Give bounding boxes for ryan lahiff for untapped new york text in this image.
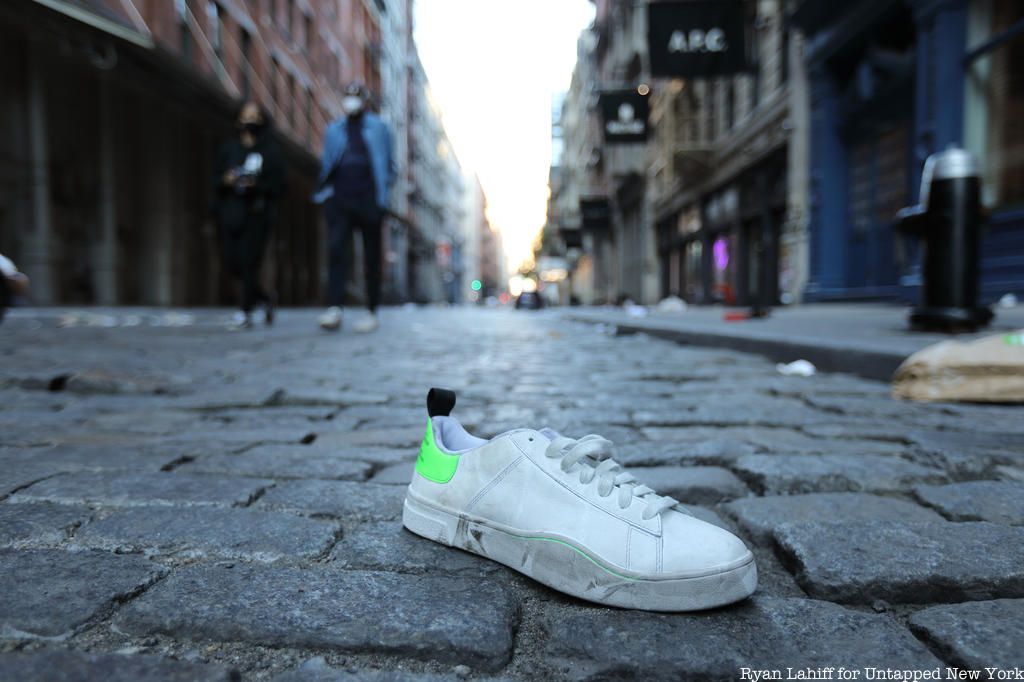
[741,667,1024,681]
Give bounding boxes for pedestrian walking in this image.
[313,82,395,333]
[212,102,285,329]
[0,253,29,324]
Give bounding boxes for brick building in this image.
[0,0,469,308]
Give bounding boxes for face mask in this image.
[342,96,364,115]
[241,122,263,136]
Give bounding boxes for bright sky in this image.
[413,0,596,274]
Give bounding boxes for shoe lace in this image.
[544,435,681,520]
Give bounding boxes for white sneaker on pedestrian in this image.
[403,388,758,611]
[229,311,252,330]
[352,312,379,333]
[318,306,343,331]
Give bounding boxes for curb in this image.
[565,313,905,382]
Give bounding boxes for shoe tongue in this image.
[538,427,561,442]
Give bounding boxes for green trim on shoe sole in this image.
[415,418,460,483]
[523,535,640,582]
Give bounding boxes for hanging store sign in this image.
[647,0,747,78]
[580,198,611,231]
[598,90,650,144]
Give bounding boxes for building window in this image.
[781,15,790,86]
[965,0,1024,210]
[305,89,313,144]
[708,80,718,141]
[177,0,193,64]
[240,29,252,99]
[287,73,296,128]
[747,2,761,111]
[270,57,279,111]
[207,1,220,57]
[726,78,735,130]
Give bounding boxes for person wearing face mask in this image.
[313,83,395,333]
[211,101,286,329]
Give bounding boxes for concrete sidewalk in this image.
[565,303,1024,381]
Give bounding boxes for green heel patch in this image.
[415,418,460,483]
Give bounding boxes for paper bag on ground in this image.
[892,330,1024,402]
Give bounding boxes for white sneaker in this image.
[352,312,379,333]
[229,311,252,330]
[403,388,758,611]
[318,306,342,331]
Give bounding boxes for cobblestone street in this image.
[1,307,1023,681]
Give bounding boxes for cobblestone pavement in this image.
[1,307,1023,681]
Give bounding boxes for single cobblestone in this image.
[273,655,507,681]
[1,443,181,473]
[724,493,943,544]
[0,650,238,681]
[639,425,906,457]
[9,471,272,507]
[908,430,1024,478]
[775,521,1024,604]
[0,503,91,547]
[613,431,753,465]
[257,480,407,520]
[908,599,1024,670]
[115,564,517,670]
[632,397,830,428]
[316,428,424,450]
[801,421,916,442]
[0,461,64,499]
[914,481,1024,525]
[686,506,739,533]
[539,596,941,679]
[630,465,748,504]
[73,506,340,561]
[0,549,165,638]
[732,454,948,494]
[330,521,502,575]
[179,449,373,481]
[370,462,416,485]
[245,443,413,467]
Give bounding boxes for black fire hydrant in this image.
[896,147,994,332]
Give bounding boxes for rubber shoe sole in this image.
[403,490,757,611]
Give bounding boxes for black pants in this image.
[0,276,9,323]
[326,197,382,312]
[220,217,269,314]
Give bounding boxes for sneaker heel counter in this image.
[414,418,460,484]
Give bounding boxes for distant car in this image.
[514,291,544,310]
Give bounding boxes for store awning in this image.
[30,0,153,48]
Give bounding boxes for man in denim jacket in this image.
[313,83,395,333]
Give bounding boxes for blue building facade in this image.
[797,0,1024,302]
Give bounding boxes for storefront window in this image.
[965,0,1024,210]
[685,240,703,301]
[711,234,735,303]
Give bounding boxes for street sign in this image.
[647,0,747,78]
[598,90,650,144]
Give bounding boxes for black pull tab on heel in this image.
[427,388,456,417]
